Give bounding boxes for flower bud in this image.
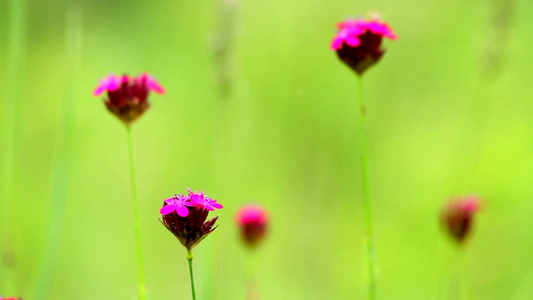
[236,205,268,248]
[441,196,480,244]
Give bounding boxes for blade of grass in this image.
[30,4,82,299]
[1,0,26,295]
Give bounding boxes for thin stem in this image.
[1,0,26,294]
[246,252,259,300]
[357,76,377,300]
[430,240,452,299]
[213,0,239,99]
[187,249,197,300]
[458,249,471,300]
[126,125,146,300]
[30,5,82,299]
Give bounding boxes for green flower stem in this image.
[31,5,82,299]
[1,0,26,294]
[187,249,197,300]
[357,76,377,300]
[126,125,146,300]
[246,252,259,300]
[458,250,471,300]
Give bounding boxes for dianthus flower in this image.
[236,205,268,248]
[441,196,481,244]
[331,18,397,75]
[160,188,223,250]
[93,72,165,124]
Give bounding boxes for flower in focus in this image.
[93,72,165,124]
[441,196,480,244]
[188,188,224,211]
[331,17,397,75]
[160,194,193,217]
[160,188,223,250]
[236,205,268,248]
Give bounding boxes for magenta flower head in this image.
[441,196,481,245]
[331,17,397,75]
[160,188,223,250]
[236,205,268,248]
[93,72,165,124]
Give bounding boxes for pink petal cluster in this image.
[160,188,223,217]
[92,72,165,124]
[236,205,268,226]
[331,18,397,50]
[160,188,222,250]
[160,194,192,217]
[93,73,165,96]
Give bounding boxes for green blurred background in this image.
[1,0,533,299]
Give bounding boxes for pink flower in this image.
[187,188,223,211]
[93,72,165,124]
[160,194,193,217]
[441,196,481,244]
[160,188,223,250]
[236,205,268,248]
[331,17,397,75]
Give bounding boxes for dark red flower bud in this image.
[236,205,268,248]
[93,73,165,124]
[441,196,480,244]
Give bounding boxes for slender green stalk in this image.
[246,252,259,300]
[1,0,26,294]
[187,249,197,300]
[430,240,452,299]
[458,249,471,300]
[126,125,146,300]
[30,5,82,299]
[357,76,377,300]
[213,0,239,99]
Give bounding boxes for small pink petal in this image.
[93,85,106,96]
[176,206,190,217]
[330,37,344,50]
[93,74,121,96]
[147,77,165,94]
[345,36,361,47]
[160,204,176,215]
[211,202,223,209]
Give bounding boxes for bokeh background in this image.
[1,0,533,299]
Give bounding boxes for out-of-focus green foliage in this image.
[1,0,533,299]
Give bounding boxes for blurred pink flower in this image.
[331,17,397,75]
[93,72,165,124]
[441,196,481,244]
[236,205,268,248]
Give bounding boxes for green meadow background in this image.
[1,0,533,299]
